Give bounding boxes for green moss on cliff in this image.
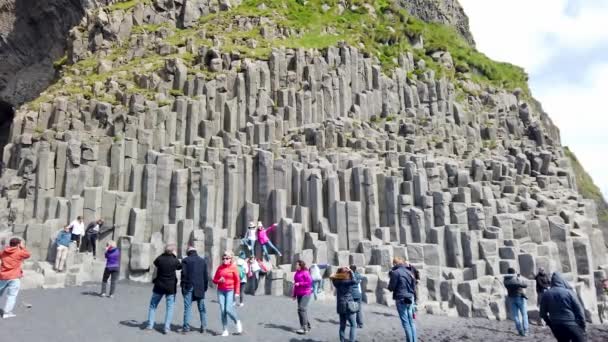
[564,147,608,224]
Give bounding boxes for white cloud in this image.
[460,0,608,199]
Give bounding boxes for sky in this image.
[460,0,608,198]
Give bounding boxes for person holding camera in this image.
[0,238,31,318]
[388,257,417,342]
[504,267,529,336]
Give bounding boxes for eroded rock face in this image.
[398,0,476,46]
[0,0,95,106]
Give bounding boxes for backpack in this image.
[237,263,247,282]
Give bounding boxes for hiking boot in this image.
[199,327,206,334]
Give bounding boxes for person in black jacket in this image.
[180,246,209,334]
[388,257,417,342]
[535,267,551,298]
[331,267,358,342]
[504,267,529,336]
[540,273,587,342]
[144,244,182,334]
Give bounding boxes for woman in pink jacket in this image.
[257,222,282,261]
[292,260,313,334]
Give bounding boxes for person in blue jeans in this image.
[388,257,417,342]
[504,267,529,336]
[331,267,359,342]
[180,246,209,334]
[310,263,328,300]
[145,244,182,334]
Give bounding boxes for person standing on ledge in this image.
[67,216,85,250]
[388,257,417,342]
[144,244,182,335]
[85,219,104,258]
[100,240,120,298]
[54,226,72,272]
[257,221,282,261]
[242,222,258,258]
[0,238,31,319]
[540,272,587,342]
[180,246,209,334]
[504,267,529,337]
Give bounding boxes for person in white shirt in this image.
[241,221,258,257]
[68,216,85,250]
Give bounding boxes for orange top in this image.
[0,246,31,280]
[213,263,241,295]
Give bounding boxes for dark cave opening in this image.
[0,100,15,168]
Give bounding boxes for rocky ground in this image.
[2,282,607,341]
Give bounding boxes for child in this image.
[242,221,257,257]
[309,263,328,300]
[235,257,248,307]
[257,221,281,261]
[247,256,261,293]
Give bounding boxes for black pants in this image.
[550,323,586,342]
[297,295,312,330]
[71,233,82,249]
[87,234,98,257]
[101,268,118,296]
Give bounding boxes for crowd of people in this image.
[0,216,605,342]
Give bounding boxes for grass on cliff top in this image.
[564,146,608,223]
[193,0,529,93]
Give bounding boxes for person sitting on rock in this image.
[54,226,72,272]
[100,240,120,298]
[504,267,529,337]
[241,222,258,257]
[388,257,417,342]
[257,221,281,261]
[540,272,586,342]
[144,244,182,335]
[180,246,209,334]
[0,237,31,319]
[67,216,85,250]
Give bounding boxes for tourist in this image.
[99,240,119,298]
[257,221,282,261]
[236,256,248,307]
[388,257,417,342]
[504,267,529,337]
[145,244,182,334]
[310,263,329,300]
[293,260,313,334]
[85,219,103,258]
[246,256,261,293]
[180,246,209,334]
[350,265,364,328]
[0,238,31,318]
[331,266,359,342]
[535,267,551,300]
[54,226,72,272]
[67,216,85,249]
[213,250,242,337]
[540,273,587,342]
[242,222,257,257]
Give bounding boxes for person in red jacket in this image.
[0,238,31,318]
[213,250,243,337]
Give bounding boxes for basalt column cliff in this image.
[1,0,607,323]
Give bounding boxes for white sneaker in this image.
[221,330,229,337]
[3,312,16,319]
[236,320,243,334]
[239,303,244,307]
